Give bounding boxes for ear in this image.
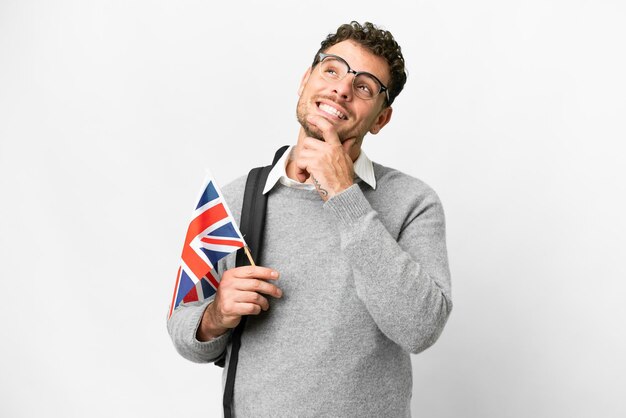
[369,106,393,135]
[297,68,312,96]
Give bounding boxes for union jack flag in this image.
[168,172,245,319]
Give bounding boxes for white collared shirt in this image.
[262,145,377,195]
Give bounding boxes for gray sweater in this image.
[167,162,452,417]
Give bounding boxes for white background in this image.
[1,1,625,417]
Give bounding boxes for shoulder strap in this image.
[222,145,289,418]
[237,144,289,264]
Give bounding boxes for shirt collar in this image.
[262,145,377,195]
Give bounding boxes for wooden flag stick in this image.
[244,246,256,267]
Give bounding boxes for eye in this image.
[355,83,373,95]
[354,79,378,99]
[323,64,341,79]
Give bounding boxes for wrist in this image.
[196,302,229,342]
[327,179,354,199]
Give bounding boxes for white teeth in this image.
[319,103,346,120]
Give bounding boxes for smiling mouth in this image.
[317,102,348,120]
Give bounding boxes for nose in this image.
[332,75,353,101]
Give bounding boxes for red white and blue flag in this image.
[168,172,245,319]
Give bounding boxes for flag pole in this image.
[243,246,256,267]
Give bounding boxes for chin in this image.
[297,114,323,140]
[304,125,324,141]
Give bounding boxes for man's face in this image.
[296,40,393,145]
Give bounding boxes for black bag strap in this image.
[222,145,289,418]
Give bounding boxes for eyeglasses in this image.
[315,53,389,103]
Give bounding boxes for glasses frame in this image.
[315,52,390,104]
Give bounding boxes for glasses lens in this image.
[353,74,381,100]
[319,55,382,100]
[320,57,348,81]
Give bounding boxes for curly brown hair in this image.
[312,21,407,106]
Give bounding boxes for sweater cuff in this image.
[324,184,372,226]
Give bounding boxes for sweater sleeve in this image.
[324,183,452,354]
[166,297,231,363]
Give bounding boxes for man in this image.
[168,21,452,417]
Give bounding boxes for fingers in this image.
[302,116,356,156]
[198,266,283,336]
[293,151,312,182]
[234,303,263,316]
[235,291,271,311]
[296,170,309,183]
[236,278,283,298]
[306,115,341,145]
[229,265,280,281]
[220,300,263,318]
[221,267,282,297]
[215,265,283,320]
